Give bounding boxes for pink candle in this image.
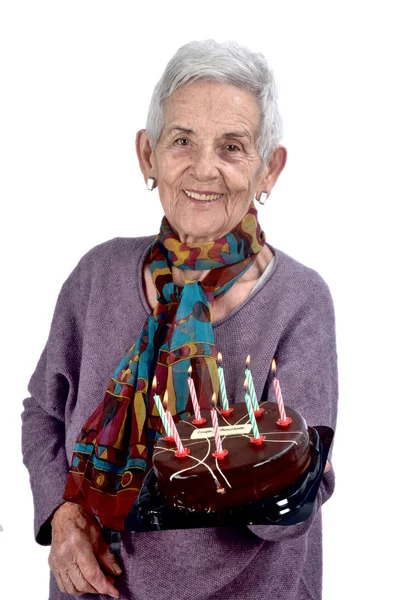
[211,393,228,460]
[271,360,292,427]
[163,391,190,458]
[188,366,207,425]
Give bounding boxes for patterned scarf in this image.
[63,203,265,530]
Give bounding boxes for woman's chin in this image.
[171,206,226,242]
[176,222,226,243]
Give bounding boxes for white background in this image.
[1,1,399,598]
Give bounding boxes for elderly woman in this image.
[22,40,337,600]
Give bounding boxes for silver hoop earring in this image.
[258,191,268,205]
[147,177,156,191]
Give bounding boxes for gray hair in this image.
[146,39,283,162]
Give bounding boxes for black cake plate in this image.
[124,425,334,532]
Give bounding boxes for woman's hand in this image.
[324,461,331,473]
[48,501,122,597]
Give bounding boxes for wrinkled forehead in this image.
[162,80,261,141]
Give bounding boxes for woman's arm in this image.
[248,272,338,541]
[21,254,122,596]
[21,259,86,545]
[21,371,70,545]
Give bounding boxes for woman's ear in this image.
[258,145,287,196]
[136,129,156,183]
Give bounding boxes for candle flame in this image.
[163,390,169,409]
[271,359,277,374]
[244,378,249,389]
[188,365,192,375]
[217,352,222,363]
[246,354,251,367]
[152,376,157,390]
[211,392,217,407]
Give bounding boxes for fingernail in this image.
[114,566,122,575]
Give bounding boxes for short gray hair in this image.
[146,39,283,162]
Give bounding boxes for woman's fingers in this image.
[52,569,67,594]
[51,547,119,597]
[57,569,84,596]
[49,502,120,597]
[67,561,99,594]
[49,551,96,596]
[324,460,331,473]
[94,534,123,577]
[77,546,120,597]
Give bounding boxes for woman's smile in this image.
[183,189,223,202]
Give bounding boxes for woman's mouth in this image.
[184,190,223,202]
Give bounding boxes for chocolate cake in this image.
[152,401,312,512]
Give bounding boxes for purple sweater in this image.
[22,236,338,600]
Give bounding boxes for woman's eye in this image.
[225,144,240,152]
[175,138,190,146]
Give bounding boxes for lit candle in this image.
[245,355,264,417]
[211,393,228,460]
[152,377,173,439]
[271,359,292,427]
[244,380,265,445]
[188,366,207,425]
[163,391,190,457]
[217,352,233,416]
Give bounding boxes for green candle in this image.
[217,352,229,411]
[152,377,171,436]
[245,355,259,411]
[244,380,261,438]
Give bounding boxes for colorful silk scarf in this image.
[63,203,265,530]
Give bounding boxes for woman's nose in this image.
[190,147,219,181]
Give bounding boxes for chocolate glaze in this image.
[153,401,312,512]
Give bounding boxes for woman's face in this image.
[148,80,270,242]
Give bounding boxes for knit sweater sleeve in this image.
[21,254,91,546]
[247,270,338,541]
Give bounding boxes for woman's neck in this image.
[171,244,273,287]
[171,266,211,286]
[143,244,274,319]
